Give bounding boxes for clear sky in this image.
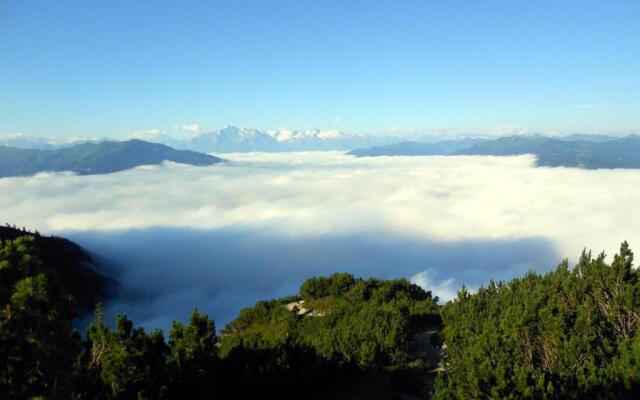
[1,0,639,138]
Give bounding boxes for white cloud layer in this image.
[2,152,636,257]
[129,129,163,140]
[2,152,638,327]
[0,131,25,140]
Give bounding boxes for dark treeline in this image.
[0,225,113,314]
[1,230,640,399]
[0,235,440,399]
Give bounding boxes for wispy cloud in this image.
[572,104,630,109]
[175,123,203,134]
[129,129,164,140]
[485,124,529,136]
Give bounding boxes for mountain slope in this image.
[457,135,640,168]
[350,135,640,169]
[0,139,222,177]
[556,133,618,143]
[348,138,483,157]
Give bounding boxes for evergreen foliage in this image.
[222,273,439,370]
[0,224,113,314]
[218,273,440,398]
[434,242,640,399]
[0,237,79,399]
[2,230,639,399]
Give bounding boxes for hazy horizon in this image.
[1,124,636,145]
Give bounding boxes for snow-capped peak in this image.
[268,129,346,142]
[316,130,343,139]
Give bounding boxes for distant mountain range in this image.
[2,126,426,153]
[0,139,222,177]
[3,128,637,169]
[349,135,640,169]
[133,126,402,153]
[2,126,627,154]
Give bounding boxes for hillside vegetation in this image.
[435,242,640,399]
[0,235,440,399]
[0,225,113,313]
[219,273,441,398]
[1,228,639,398]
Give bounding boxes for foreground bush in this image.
[435,242,640,399]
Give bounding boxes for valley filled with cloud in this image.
[2,152,638,328]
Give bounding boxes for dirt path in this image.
[399,325,445,400]
[415,327,445,393]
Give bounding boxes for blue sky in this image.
[1,0,639,138]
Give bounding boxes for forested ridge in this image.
[1,228,639,399]
[0,139,221,177]
[349,135,640,169]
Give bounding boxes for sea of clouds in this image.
[2,152,638,328]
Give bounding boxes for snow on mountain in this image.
[263,128,394,151]
[3,126,404,153]
[5,127,632,157]
[134,126,400,152]
[187,126,281,152]
[269,129,345,142]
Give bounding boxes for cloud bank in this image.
[71,229,557,328]
[1,152,638,328]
